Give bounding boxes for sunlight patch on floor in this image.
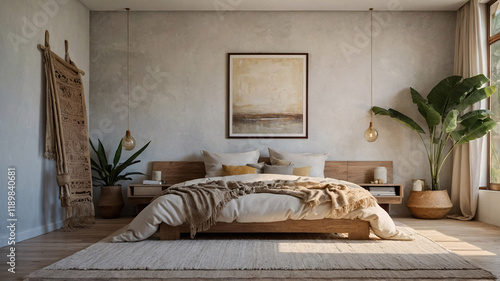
[414,230,461,242]
[415,229,497,257]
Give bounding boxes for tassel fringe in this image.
[63,201,95,231]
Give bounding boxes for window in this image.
[489,0,500,189]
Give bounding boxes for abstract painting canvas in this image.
[228,53,308,138]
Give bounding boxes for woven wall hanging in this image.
[38,30,95,230]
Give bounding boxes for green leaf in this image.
[114,141,151,178]
[455,85,496,112]
[427,75,462,114]
[460,109,493,121]
[388,109,426,134]
[448,74,489,105]
[116,176,133,182]
[96,139,109,173]
[442,110,458,133]
[373,106,425,134]
[460,110,494,128]
[451,131,462,142]
[410,87,426,104]
[372,106,390,116]
[90,138,150,187]
[113,140,122,168]
[417,102,441,128]
[387,109,425,134]
[126,172,144,175]
[91,176,105,183]
[456,119,498,145]
[90,158,101,170]
[105,164,113,173]
[89,138,98,154]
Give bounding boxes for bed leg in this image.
[160,222,181,240]
[347,222,370,240]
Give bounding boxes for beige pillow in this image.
[268,148,328,178]
[222,165,257,176]
[270,157,292,166]
[270,157,310,176]
[263,164,294,175]
[201,149,260,177]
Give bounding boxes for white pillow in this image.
[201,149,260,177]
[268,148,328,178]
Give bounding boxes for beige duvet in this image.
[112,174,412,242]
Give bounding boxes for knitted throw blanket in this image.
[163,180,377,238]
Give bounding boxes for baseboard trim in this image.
[0,220,63,247]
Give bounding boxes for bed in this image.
[112,152,411,242]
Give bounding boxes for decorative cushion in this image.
[270,158,292,166]
[247,162,265,173]
[268,148,328,178]
[292,166,312,176]
[201,149,260,177]
[222,165,257,176]
[263,164,294,175]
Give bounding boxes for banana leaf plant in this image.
[372,74,497,190]
[90,138,151,187]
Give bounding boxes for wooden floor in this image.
[1,217,499,280]
[397,217,500,278]
[1,218,132,281]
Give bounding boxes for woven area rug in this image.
[26,224,496,280]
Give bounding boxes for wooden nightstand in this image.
[127,184,170,213]
[358,183,404,213]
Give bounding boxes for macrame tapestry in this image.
[39,31,95,230]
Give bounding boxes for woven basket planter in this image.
[406,190,452,219]
[97,185,124,218]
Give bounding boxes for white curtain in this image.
[449,0,487,220]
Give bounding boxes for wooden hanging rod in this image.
[37,30,85,75]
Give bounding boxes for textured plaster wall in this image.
[89,11,456,216]
[0,0,89,245]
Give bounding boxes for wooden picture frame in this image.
[227,53,308,138]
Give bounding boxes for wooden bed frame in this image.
[153,159,392,240]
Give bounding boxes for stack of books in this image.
[143,180,162,185]
[369,186,396,197]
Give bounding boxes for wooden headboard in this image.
[152,160,393,185]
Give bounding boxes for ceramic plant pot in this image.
[97,185,124,218]
[406,190,453,219]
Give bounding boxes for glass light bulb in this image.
[364,122,378,142]
[122,130,136,150]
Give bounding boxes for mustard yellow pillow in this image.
[293,166,311,176]
[222,165,257,176]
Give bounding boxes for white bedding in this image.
[112,174,412,242]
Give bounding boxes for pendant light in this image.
[122,7,136,150]
[364,8,378,142]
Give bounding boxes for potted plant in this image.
[90,138,150,218]
[373,74,497,218]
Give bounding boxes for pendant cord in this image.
[370,8,373,123]
[126,8,130,131]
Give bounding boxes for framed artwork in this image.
[227,53,308,138]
